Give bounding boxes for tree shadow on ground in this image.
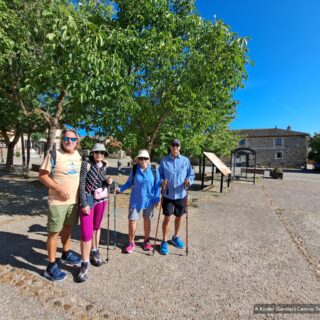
[0,224,80,279]
[0,177,47,216]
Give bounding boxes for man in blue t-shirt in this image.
[158,139,195,255]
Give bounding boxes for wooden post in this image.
[201,154,206,190]
[220,172,223,193]
[211,164,214,185]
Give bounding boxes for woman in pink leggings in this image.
[78,143,112,282]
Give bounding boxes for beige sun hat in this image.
[135,149,150,161]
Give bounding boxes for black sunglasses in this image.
[94,151,105,155]
[138,157,149,161]
[171,143,180,147]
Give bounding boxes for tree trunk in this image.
[21,131,26,168]
[45,118,58,155]
[2,126,21,171]
[6,144,15,170]
[147,143,153,160]
[26,132,31,176]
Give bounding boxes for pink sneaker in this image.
[143,239,152,251]
[125,242,136,254]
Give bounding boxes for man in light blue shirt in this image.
[158,139,195,255]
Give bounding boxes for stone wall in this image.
[243,136,308,168]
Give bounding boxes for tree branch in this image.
[55,88,66,120]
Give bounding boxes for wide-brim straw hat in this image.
[90,143,108,155]
[135,149,150,161]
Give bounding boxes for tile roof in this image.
[234,128,309,137]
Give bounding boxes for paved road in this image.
[0,170,320,319]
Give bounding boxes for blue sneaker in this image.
[44,263,67,281]
[171,236,184,249]
[60,251,81,266]
[160,241,169,255]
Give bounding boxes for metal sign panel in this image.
[203,152,231,176]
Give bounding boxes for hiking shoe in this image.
[125,242,136,254]
[44,263,67,282]
[90,250,104,267]
[171,236,184,249]
[60,251,81,266]
[78,262,89,282]
[143,239,152,251]
[160,241,169,255]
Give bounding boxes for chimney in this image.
[287,125,291,131]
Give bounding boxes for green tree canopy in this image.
[0,0,124,151]
[308,133,320,163]
[94,0,250,157]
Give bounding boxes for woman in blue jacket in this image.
[118,149,160,253]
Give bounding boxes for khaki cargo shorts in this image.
[47,204,79,232]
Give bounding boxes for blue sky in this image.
[195,0,320,135]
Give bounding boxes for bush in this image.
[15,151,21,157]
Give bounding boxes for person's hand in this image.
[185,179,190,189]
[106,176,113,185]
[161,179,168,189]
[56,186,70,200]
[116,187,121,194]
[82,206,90,215]
[154,202,159,208]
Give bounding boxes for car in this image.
[314,163,320,171]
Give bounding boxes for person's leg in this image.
[60,204,81,265]
[90,201,106,266]
[143,217,151,240]
[171,197,186,249]
[47,205,65,262]
[125,208,139,253]
[45,232,67,281]
[162,215,170,241]
[142,208,154,251]
[92,201,107,249]
[128,220,137,242]
[174,216,182,237]
[60,224,71,251]
[142,207,153,240]
[61,203,80,251]
[161,197,173,242]
[80,205,95,262]
[128,207,140,243]
[47,232,59,263]
[45,205,67,281]
[78,206,94,281]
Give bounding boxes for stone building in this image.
[235,127,310,168]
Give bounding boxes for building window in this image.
[239,139,246,146]
[274,137,283,146]
[275,151,283,159]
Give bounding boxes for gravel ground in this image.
[1,168,320,319]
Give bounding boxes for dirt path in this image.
[1,171,320,319]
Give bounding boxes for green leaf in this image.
[46,33,55,40]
